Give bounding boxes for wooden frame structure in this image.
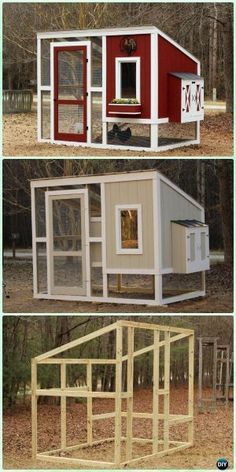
[32,320,194,468]
[198,337,232,411]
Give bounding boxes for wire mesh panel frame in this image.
[32,320,194,468]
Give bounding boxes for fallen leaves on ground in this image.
[3,262,233,313]
[3,112,233,157]
[3,387,233,469]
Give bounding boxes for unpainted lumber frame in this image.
[32,320,194,467]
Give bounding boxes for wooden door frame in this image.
[45,189,90,296]
[50,41,91,144]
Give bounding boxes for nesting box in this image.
[168,73,204,123]
[171,220,209,273]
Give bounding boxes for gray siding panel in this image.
[105,180,154,270]
[160,181,202,269]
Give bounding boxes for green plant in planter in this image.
[111,98,140,104]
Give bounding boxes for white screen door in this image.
[46,191,87,295]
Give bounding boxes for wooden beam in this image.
[117,274,122,292]
[37,358,116,365]
[38,437,116,456]
[87,361,92,445]
[163,331,170,450]
[225,346,230,405]
[117,320,193,335]
[36,454,115,468]
[120,442,192,467]
[188,334,194,443]
[114,326,122,467]
[126,327,134,461]
[212,339,217,406]
[153,329,160,453]
[198,337,203,409]
[92,412,115,420]
[35,322,118,361]
[60,362,66,450]
[31,359,37,460]
[35,389,120,398]
[122,332,190,362]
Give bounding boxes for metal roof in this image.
[171,219,207,228]
[169,72,203,80]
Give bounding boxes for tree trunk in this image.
[222,10,233,112]
[216,161,233,264]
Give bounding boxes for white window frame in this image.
[115,204,143,255]
[115,57,141,102]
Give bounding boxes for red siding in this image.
[167,75,181,122]
[106,35,151,119]
[158,36,197,118]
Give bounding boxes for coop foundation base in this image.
[34,289,205,306]
[36,437,193,468]
[42,138,200,153]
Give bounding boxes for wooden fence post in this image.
[188,334,194,444]
[61,361,66,450]
[198,337,203,409]
[114,326,122,466]
[152,329,160,453]
[126,327,134,460]
[87,361,93,445]
[163,331,170,450]
[31,359,37,460]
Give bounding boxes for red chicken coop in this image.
[37,26,204,152]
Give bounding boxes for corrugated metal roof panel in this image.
[171,219,207,228]
[169,72,204,80]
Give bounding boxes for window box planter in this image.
[108,102,142,117]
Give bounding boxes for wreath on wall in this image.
[120,37,137,56]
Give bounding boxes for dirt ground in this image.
[3,260,233,313]
[3,388,233,469]
[3,111,233,157]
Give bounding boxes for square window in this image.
[115,205,142,254]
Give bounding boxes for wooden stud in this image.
[122,332,190,362]
[120,442,191,467]
[188,334,194,444]
[152,330,160,453]
[163,331,170,450]
[198,337,203,409]
[114,326,122,466]
[61,362,66,450]
[38,358,116,365]
[87,361,92,445]
[126,327,134,461]
[225,346,230,405]
[35,322,118,362]
[117,274,122,292]
[37,454,115,468]
[31,359,37,460]
[212,339,217,407]
[118,319,193,334]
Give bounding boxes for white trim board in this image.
[33,291,205,306]
[31,171,203,213]
[115,204,143,255]
[38,138,200,153]
[115,57,141,102]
